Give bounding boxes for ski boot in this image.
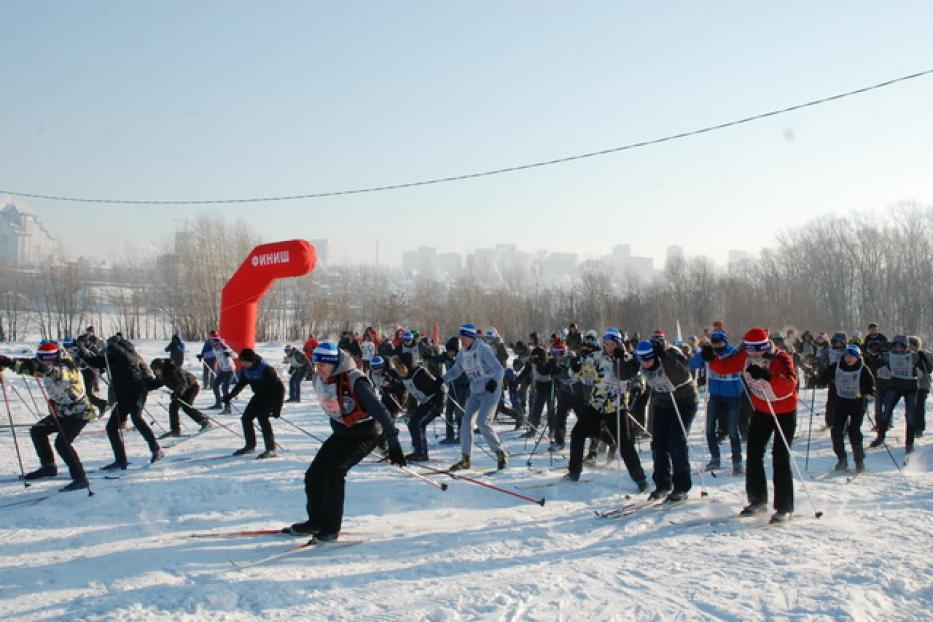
[636,479,649,493]
[199,420,213,432]
[150,449,165,464]
[705,459,721,472]
[770,511,792,524]
[732,463,744,476]
[158,430,181,440]
[647,488,671,502]
[284,520,320,536]
[100,461,129,471]
[740,501,768,516]
[562,471,580,482]
[24,463,57,480]
[60,479,89,493]
[449,454,471,471]
[496,450,508,470]
[833,457,848,471]
[256,450,277,460]
[233,446,256,456]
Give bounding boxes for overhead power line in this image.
[2,68,932,206]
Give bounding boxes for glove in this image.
[746,365,771,380]
[0,355,12,370]
[388,443,406,467]
[196,354,203,361]
[485,379,497,393]
[700,345,715,362]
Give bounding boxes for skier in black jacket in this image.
[394,352,445,461]
[817,345,875,472]
[82,335,162,470]
[148,358,211,438]
[286,342,405,541]
[224,348,284,459]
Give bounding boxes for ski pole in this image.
[173,394,244,440]
[669,395,708,498]
[34,375,94,497]
[614,362,625,501]
[526,416,550,467]
[805,387,815,472]
[20,376,45,421]
[0,373,30,488]
[277,414,326,443]
[862,398,903,472]
[395,464,448,491]
[419,465,545,506]
[762,397,822,518]
[9,383,41,421]
[444,391,497,462]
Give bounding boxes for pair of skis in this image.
[188,528,367,568]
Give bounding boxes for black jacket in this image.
[82,337,150,402]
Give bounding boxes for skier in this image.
[908,336,931,437]
[525,345,556,439]
[393,352,445,461]
[862,323,887,352]
[283,345,310,403]
[359,333,377,372]
[197,331,219,389]
[550,339,582,451]
[71,326,108,415]
[440,323,507,471]
[820,333,848,428]
[210,337,238,412]
[816,344,874,472]
[872,335,923,455]
[0,342,97,491]
[164,333,185,369]
[286,342,405,541]
[716,328,798,523]
[626,335,698,502]
[223,348,284,459]
[81,335,162,470]
[565,323,582,353]
[695,329,745,475]
[566,329,648,489]
[426,337,469,445]
[148,357,212,438]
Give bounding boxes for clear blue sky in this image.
[2,2,932,266]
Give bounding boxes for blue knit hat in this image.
[401,331,414,342]
[602,328,623,345]
[459,323,478,338]
[635,340,656,361]
[710,329,729,344]
[843,345,862,359]
[371,356,385,370]
[312,342,340,365]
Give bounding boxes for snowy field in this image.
[1,341,931,621]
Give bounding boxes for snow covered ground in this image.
[1,341,931,621]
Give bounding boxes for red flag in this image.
[432,320,440,345]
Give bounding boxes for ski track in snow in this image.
[1,341,931,621]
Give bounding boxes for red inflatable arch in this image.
[218,240,317,355]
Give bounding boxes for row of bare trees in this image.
[0,204,928,345]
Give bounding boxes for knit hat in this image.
[602,328,623,345]
[908,336,921,349]
[239,348,260,363]
[551,340,568,355]
[651,329,665,341]
[712,321,724,330]
[892,335,908,348]
[312,343,340,365]
[401,331,414,342]
[459,323,478,338]
[36,341,61,362]
[486,327,499,339]
[843,345,862,359]
[582,329,600,348]
[710,329,729,344]
[830,332,846,347]
[635,340,656,361]
[209,330,219,338]
[743,328,771,353]
[371,356,385,370]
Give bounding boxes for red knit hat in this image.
[551,340,567,355]
[651,329,665,340]
[743,327,771,352]
[36,341,61,362]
